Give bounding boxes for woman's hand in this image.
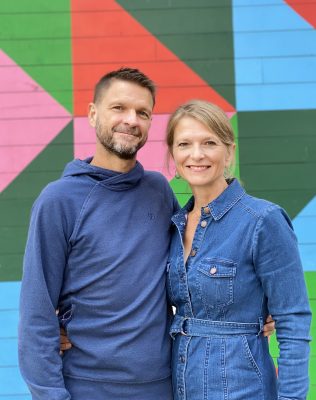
[59,327,72,354]
[263,314,275,337]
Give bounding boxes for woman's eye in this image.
[178,142,188,147]
[205,140,216,146]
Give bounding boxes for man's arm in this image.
[18,189,71,400]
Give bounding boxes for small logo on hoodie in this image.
[147,212,155,220]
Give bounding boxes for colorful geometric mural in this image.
[0,1,315,398]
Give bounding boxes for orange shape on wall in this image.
[71,0,235,115]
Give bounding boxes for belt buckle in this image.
[180,317,189,336]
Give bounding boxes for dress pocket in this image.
[196,258,236,309]
[223,336,265,400]
[241,335,263,381]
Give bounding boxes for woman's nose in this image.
[191,145,205,160]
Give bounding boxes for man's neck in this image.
[90,151,136,173]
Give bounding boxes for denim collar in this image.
[172,179,245,224]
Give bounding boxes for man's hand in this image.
[60,327,72,354]
[263,314,275,337]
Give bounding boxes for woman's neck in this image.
[190,180,228,214]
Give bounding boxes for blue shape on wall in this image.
[233,0,316,111]
[293,196,316,271]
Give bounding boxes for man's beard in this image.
[95,120,147,160]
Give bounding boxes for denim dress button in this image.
[203,206,211,214]
[210,266,217,275]
[200,220,207,227]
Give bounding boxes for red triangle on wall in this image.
[285,0,316,29]
[71,0,235,115]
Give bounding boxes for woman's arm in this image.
[253,205,311,400]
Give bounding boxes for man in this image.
[19,67,274,400]
[19,68,178,399]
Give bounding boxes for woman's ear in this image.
[225,143,236,167]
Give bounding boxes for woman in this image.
[166,100,311,400]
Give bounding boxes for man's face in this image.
[89,79,154,160]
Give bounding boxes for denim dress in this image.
[167,179,311,400]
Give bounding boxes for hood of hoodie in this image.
[62,157,144,191]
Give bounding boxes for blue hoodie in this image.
[19,158,178,400]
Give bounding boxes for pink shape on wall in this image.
[137,114,173,179]
[73,116,96,160]
[0,50,71,192]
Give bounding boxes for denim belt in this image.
[170,314,263,339]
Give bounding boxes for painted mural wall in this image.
[0,1,315,398]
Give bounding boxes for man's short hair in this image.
[93,67,156,106]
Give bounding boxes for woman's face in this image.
[172,116,234,193]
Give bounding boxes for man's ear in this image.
[88,103,97,128]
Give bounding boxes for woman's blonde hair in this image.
[166,100,236,178]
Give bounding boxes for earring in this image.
[175,171,181,179]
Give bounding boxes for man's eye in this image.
[178,142,188,147]
[112,106,123,111]
[138,111,150,119]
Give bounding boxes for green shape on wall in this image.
[0,122,74,281]
[0,0,72,112]
[170,176,192,207]
[238,110,316,218]
[117,0,235,106]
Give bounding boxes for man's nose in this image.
[123,110,138,125]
